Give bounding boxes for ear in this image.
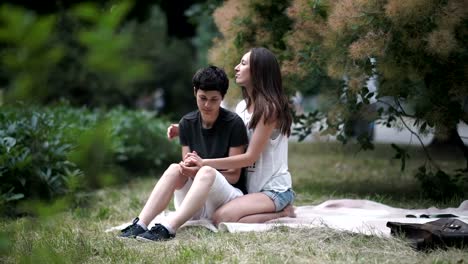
[193,87,197,97]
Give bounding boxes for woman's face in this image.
[234,51,252,88]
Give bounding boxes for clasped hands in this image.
[179,151,204,178]
[167,125,205,178]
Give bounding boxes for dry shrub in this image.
[283,0,330,77]
[328,0,365,33]
[212,0,249,37]
[348,77,365,94]
[425,0,468,58]
[426,29,458,58]
[384,0,436,24]
[326,58,346,79]
[349,31,388,60]
[436,0,468,28]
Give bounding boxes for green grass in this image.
[1,142,467,263]
[290,142,466,208]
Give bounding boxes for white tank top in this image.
[235,100,292,193]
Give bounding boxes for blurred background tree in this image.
[0,4,64,103]
[208,0,468,199]
[185,0,223,68]
[209,0,294,108]
[0,0,206,118]
[288,0,468,199]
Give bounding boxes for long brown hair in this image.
[241,47,292,136]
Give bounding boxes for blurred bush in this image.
[0,105,179,215]
[106,107,179,171]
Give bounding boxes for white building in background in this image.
[291,115,468,146]
[291,57,468,146]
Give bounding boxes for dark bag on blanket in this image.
[386,218,468,250]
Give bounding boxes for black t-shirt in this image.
[179,107,248,193]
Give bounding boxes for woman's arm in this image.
[186,117,276,170]
[167,124,179,140]
[218,145,246,184]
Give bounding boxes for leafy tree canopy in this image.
[210,0,468,199]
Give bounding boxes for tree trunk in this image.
[430,126,468,170]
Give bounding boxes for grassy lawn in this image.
[1,142,467,263]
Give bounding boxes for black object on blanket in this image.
[386,218,468,251]
[405,213,459,218]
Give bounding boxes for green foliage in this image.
[185,0,223,68]
[68,120,116,190]
[0,230,9,256]
[250,0,292,51]
[0,105,178,214]
[292,110,324,141]
[45,1,153,107]
[0,2,196,115]
[123,6,196,118]
[0,4,64,102]
[71,1,150,87]
[106,107,179,171]
[415,166,468,201]
[0,2,150,106]
[0,107,79,207]
[391,144,410,171]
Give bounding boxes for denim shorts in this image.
[262,188,295,212]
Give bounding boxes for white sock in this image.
[160,222,176,235]
[136,219,148,230]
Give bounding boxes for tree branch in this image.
[377,98,439,170]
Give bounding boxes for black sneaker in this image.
[136,224,175,242]
[119,217,146,238]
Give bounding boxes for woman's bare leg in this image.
[238,204,296,223]
[212,193,276,225]
[212,194,296,225]
[138,164,187,225]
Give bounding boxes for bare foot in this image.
[282,204,296,218]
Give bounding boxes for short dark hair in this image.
[192,66,229,97]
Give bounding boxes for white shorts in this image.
[174,170,243,220]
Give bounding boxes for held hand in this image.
[179,161,200,178]
[184,151,203,167]
[167,124,179,140]
[183,150,199,161]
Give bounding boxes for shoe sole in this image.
[135,235,174,242]
[135,236,156,242]
[116,235,136,240]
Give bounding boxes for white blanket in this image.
[106,199,468,237]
